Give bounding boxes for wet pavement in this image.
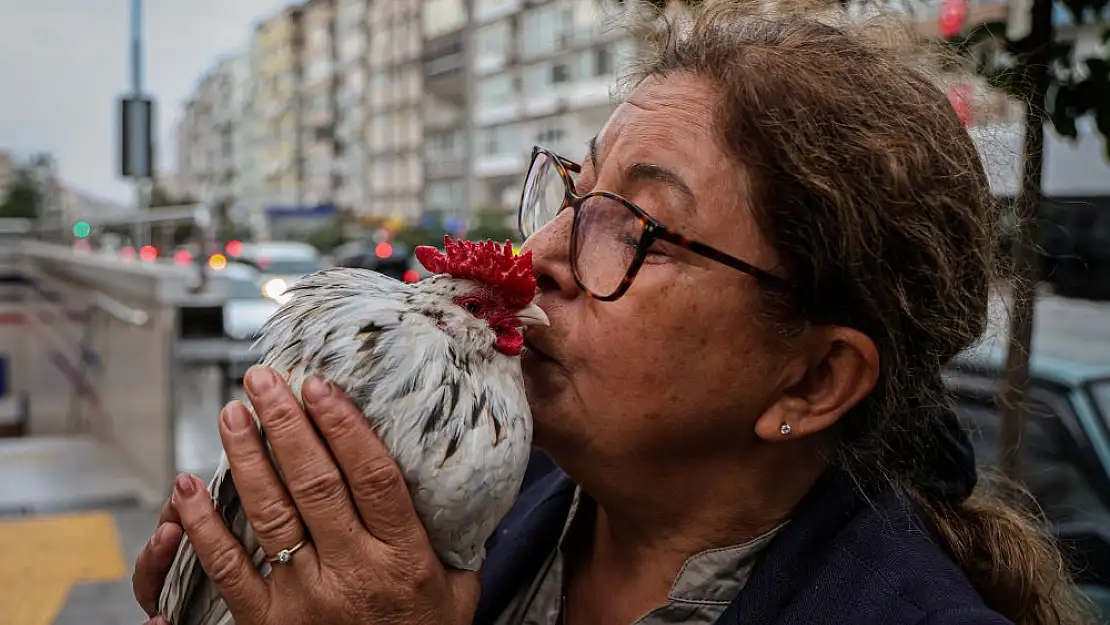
[1,365,235,625]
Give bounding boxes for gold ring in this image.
[265,539,308,564]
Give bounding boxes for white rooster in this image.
[158,236,548,625]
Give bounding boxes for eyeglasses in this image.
[517,145,793,302]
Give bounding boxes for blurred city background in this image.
[1,0,1110,623]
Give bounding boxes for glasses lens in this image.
[572,195,646,297]
[519,152,568,238]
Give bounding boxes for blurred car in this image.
[944,318,1110,619]
[233,241,323,304]
[333,240,421,282]
[220,261,280,342]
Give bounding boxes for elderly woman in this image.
[132,1,1094,624]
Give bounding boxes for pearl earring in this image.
[780,423,792,436]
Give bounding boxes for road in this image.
[2,291,1109,625]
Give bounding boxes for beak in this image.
[513,302,550,327]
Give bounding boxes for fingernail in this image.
[303,376,332,402]
[174,474,196,498]
[222,401,250,430]
[245,366,274,394]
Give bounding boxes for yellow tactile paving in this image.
[0,511,128,625]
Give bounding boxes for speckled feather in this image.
[157,266,534,625]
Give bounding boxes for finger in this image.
[218,400,306,560]
[243,367,363,554]
[155,496,181,529]
[302,376,424,547]
[171,473,271,619]
[142,618,171,625]
[132,522,184,616]
[447,570,483,620]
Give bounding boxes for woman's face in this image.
[520,73,802,470]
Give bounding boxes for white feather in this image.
[158,267,534,625]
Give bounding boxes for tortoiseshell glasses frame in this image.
[518,145,794,302]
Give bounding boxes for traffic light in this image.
[72,221,91,238]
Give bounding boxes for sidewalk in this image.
[0,505,156,625]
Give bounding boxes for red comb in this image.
[414,236,536,306]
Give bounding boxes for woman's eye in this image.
[619,233,640,248]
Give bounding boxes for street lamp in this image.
[118,0,155,247]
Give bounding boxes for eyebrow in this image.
[586,135,696,206]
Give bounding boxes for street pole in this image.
[129,0,150,248]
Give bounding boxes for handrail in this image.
[93,291,149,327]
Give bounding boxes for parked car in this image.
[333,241,420,282]
[944,316,1110,619]
[233,241,323,304]
[220,261,280,342]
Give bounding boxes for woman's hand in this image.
[132,366,481,625]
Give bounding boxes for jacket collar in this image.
[716,470,879,623]
[474,468,577,624]
[473,466,884,625]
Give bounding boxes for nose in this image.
[522,209,579,300]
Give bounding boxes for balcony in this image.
[474,152,525,178]
[474,0,521,25]
[425,157,467,180]
[474,99,522,127]
[565,78,613,110]
[473,53,509,77]
[521,92,565,119]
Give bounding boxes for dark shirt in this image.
[474,463,1012,625]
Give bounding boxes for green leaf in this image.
[1050,84,1081,139]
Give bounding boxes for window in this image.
[370,71,387,107]
[552,63,569,84]
[520,4,570,59]
[476,74,516,106]
[424,0,467,38]
[425,131,463,163]
[427,180,465,210]
[308,57,332,82]
[479,124,520,157]
[523,63,551,93]
[536,127,565,146]
[340,35,364,63]
[344,68,364,95]
[370,113,388,150]
[595,46,613,76]
[476,20,511,58]
[309,24,329,49]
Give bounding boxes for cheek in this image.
[548,281,778,442]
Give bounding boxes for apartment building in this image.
[422,0,472,220]
[469,0,635,215]
[334,0,371,212]
[176,56,237,205]
[301,0,339,206]
[366,0,425,220]
[252,6,305,208]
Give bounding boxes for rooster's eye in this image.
[464,300,482,314]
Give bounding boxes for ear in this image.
[754,326,879,442]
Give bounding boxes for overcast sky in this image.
[0,0,295,204]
